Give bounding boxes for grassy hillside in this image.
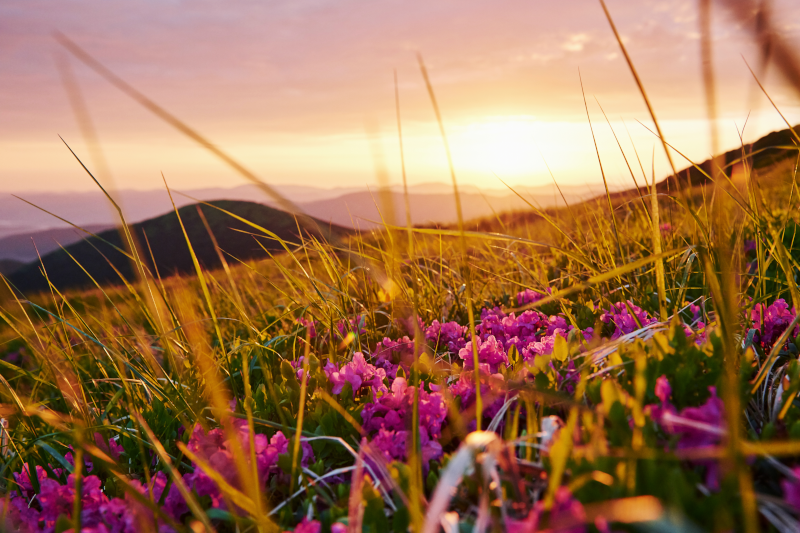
[0,259,23,275]
[7,200,350,293]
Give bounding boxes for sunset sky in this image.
[1,0,799,194]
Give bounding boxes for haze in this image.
[2,0,799,195]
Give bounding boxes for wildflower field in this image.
[4,13,800,533]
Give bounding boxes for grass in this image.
[2,9,800,533]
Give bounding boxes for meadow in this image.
[3,11,800,533]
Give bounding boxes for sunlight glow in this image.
[452,117,541,178]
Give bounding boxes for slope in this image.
[7,200,350,293]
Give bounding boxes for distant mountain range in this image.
[0,181,611,262]
[6,200,350,293]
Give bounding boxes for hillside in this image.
[0,224,112,262]
[0,259,23,276]
[0,182,613,246]
[654,124,799,193]
[7,200,350,293]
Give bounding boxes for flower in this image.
[601,301,657,339]
[781,468,800,509]
[325,352,387,398]
[516,288,547,306]
[458,335,508,374]
[336,315,367,339]
[751,299,798,350]
[296,317,317,339]
[448,373,508,433]
[286,518,321,533]
[506,487,586,533]
[649,380,725,490]
[425,320,467,353]
[373,336,416,366]
[361,377,447,463]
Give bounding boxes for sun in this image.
[452,117,541,178]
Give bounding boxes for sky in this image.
[1,0,800,194]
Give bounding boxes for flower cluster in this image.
[296,317,317,339]
[286,518,321,533]
[6,423,313,532]
[647,376,725,489]
[751,298,798,350]
[448,373,508,432]
[506,487,588,533]
[516,288,547,306]
[458,335,508,374]
[361,377,448,464]
[424,320,467,353]
[601,300,657,339]
[324,352,387,397]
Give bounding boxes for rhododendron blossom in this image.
[324,352,387,397]
[361,377,447,463]
[601,301,657,339]
[751,298,798,350]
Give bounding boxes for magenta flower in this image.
[448,373,508,432]
[521,333,557,362]
[285,517,321,533]
[601,301,657,339]
[516,288,548,306]
[324,352,387,397]
[336,315,367,339]
[781,468,800,509]
[649,379,725,490]
[458,335,508,374]
[296,317,317,339]
[361,377,447,463]
[373,336,416,366]
[425,320,467,353]
[751,299,798,350]
[506,487,587,533]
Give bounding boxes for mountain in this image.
[298,189,592,229]
[7,200,350,293]
[0,260,23,276]
[0,225,113,263]
[653,124,799,193]
[0,184,367,241]
[0,182,610,241]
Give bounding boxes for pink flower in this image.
[751,299,798,350]
[458,335,508,374]
[516,288,548,306]
[361,377,447,464]
[781,468,800,509]
[324,352,387,397]
[336,315,367,339]
[373,336,416,366]
[286,518,321,533]
[296,317,317,339]
[649,379,725,490]
[425,320,467,353]
[601,301,657,339]
[506,487,586,533]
